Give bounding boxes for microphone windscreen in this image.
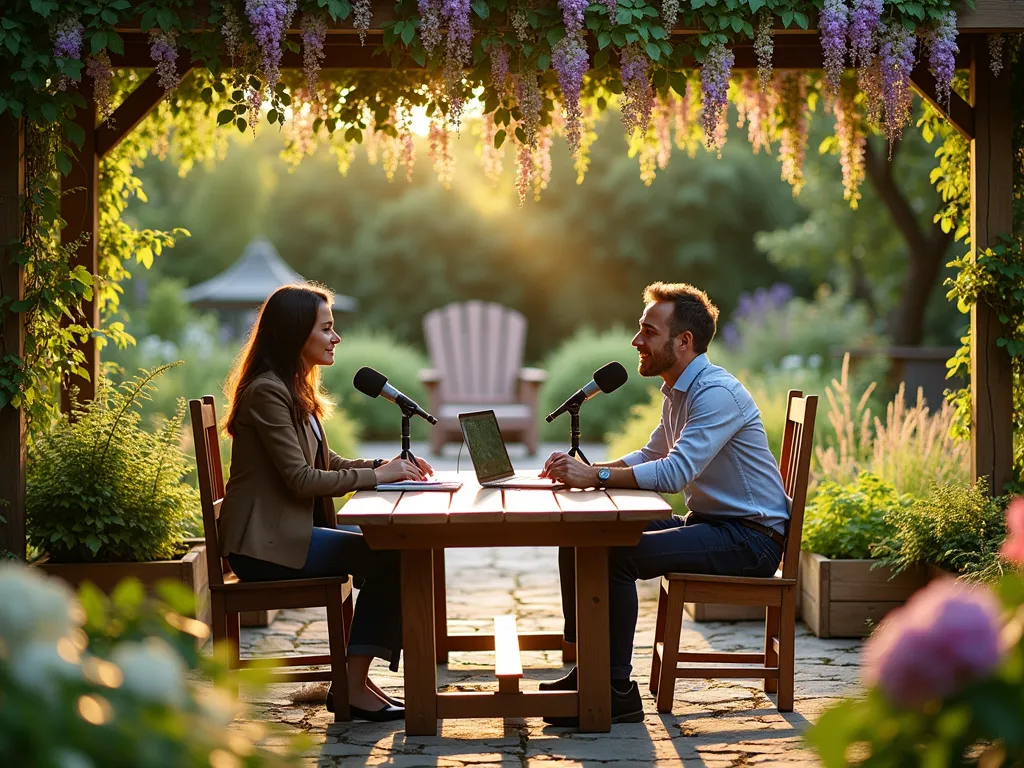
[353,366,387,398]
[594,362,628,394]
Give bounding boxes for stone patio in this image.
[236,442,863,766]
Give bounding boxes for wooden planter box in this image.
[39,545,211,641]
[800,552,929,638]
[182,537,277,628]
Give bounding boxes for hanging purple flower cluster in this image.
[775,72,809,195]
[148,28,180,93]
[599,0,618,22]
[246,0,297,103]
[820,0,849,94]
[419,0,442,54]
[418,0,472,126]
[222,5,244,66]
[353,0,372,45]
[755,9,774,92]
[515,141,533,205]
[848,0,882,67]
[701,42,733,153]
[490,43,510,95]
[878,20,916,153]
[428,114,455,188]
[552,33,589,157]
[988,33,1004,78]
[832,80,866,208]
[620,44,653,136]
[86,51,114,124]
[514,69,542,205]
[661,0,680,28]
[52,15,84,91]
[481,111,504,183]
[511,5,530,42]
[923,10,958,110]
[858,61,883,124]
[559,0,589,37]
[532,127,554,200]
[301,13,328,105]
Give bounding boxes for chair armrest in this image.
[517,368,546,408]
[518,367,548,384]
[418,368,441,385]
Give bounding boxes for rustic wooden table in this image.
[337,471,672,735]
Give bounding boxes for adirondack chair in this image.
[419,301,547,455]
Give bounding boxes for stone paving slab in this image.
[238,544,862,766]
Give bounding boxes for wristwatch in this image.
[596,467,611,488]
[372,458,386,469]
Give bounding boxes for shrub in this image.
[872,480,1009,580]
[0,564,305,767]
[814,354,970,497]
[801,474,912,560]
[27,366,201,563]
[319,328,431,440]
[539,328,652,442]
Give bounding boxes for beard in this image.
[638,338,678,377]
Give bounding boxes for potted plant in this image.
[800,473,929,638]
[27,366,209,630]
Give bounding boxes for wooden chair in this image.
[419,300,547,456]
[189,395,355,721]
[648,390,818,713]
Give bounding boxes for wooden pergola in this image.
[0,1,1021,556]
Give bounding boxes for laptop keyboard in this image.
[491,475,556,485]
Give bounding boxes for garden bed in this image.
[800,552,929,638]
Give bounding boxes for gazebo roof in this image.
[183,238,357,312]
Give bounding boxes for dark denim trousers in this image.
[558,514,784,679]
[227,526,402,671]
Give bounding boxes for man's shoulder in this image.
[691,360,742,393]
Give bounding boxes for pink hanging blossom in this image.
[775,72,809,195]
[552,33,589,157]
[481,111,504,184]
[923,10,958,110]
[301,13,328,101]
[1000,497,1024,564]
[858,60,884,125]
[396,105,416,183]
[832,80,866,208]
[820,0,849,95]
[428,114,455,188]
[654,96,673,170]
[755,9,774,92]
[515,69,542,148]
[700,42,733,152]
[878,20,916,154]
[532,126,553,200]
[86,51,114,125]
[148,28,180,93]
[246,0,297,102]
[863,579,1003,708]
[620,44,653,136]
[515,141,533,205]
[848,0,882,67]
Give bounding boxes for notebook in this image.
[458,410,564,489]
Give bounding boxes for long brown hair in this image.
[223,284,335,436]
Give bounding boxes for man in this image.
[538,282,790,726]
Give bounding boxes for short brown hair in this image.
[642,282,720,354]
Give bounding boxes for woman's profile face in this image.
[300,301,341,369]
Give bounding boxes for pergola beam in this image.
[910,63,975,140]
[97,68,192,158]
[0,114,26,559]
[969,36,1014,494]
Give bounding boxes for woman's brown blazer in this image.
[218,372,377,569]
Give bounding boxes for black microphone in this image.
[545,362,629,422]
[353,367,438,425]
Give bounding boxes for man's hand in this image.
[539,451,597,488]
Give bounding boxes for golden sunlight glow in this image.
[77,694,113,725]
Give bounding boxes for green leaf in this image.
[780,9,794,26]
[793,11,809,29]
[537,54,550,70]
[547,26,563,46]
[217,108,235,125]
[731,15,744,32]
[594,48,610,68]
[65,120,85,148]
[598,31,612,49]
[616,8,633,24]
[91,31,107,54]
[236,117,247,132]
[646,41,661,60]
[747,0,765,12]
[514,126,527,143]
[494,129,506,148]
[401,23,415,44]
[56,151,71,176]
[472,0,490,18]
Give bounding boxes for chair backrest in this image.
[188,395,228,587]
[778,390,818,581]
[423,300,527,404]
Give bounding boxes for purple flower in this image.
[353,0,372,45]
[246,0,297,102]
[878,20,916,153]
[848,0,882,67]
[86,51,114,125]
[1001,497,1024,564]
[620,44,653,136]
[222,5,244,66]
[988,33,1005,78]
[923,10,958,110]
[601,0,617,21]
[701,42,733,152]
[863,579,1003,708]
[515,68,542,148]
[419,0,442,54]
[559,0,589,38]
[148,28,179,93]
[53,16,83,61]
[490,43,510,94]
[755,9,774,92]
[515,141,533,205]
[552,33,589,156]
[441,0,473,126]
[301,13,328,103]
[820,0,849,94]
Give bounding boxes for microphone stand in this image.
[399,402,418,465]
[566,402,590,465]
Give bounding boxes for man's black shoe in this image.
[542,679,645,728]
[539,666,577,692]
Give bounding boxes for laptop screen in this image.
[458,410,515,483]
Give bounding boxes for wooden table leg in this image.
[433,548,448,664]
[575,545,611,732]
[402,549,438,736]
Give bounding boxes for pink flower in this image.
[863,579,1002,708]
[1000,497,1024,564]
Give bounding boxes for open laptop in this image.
[458,410,564,489]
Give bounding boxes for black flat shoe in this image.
[326,685,404,713]
[543,680,644,728]
[350,703,406,722]
[539,666,577,692]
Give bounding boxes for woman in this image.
[218,284,430,721]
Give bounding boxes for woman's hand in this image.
[374,457,428,484]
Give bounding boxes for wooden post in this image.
[60,80,99,410]
[0,114,27,558]
[970,39,1015,494]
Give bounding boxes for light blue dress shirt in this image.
[621,353,791,535]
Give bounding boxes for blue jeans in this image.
[227,526,402,671]
[558,514,783,679]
